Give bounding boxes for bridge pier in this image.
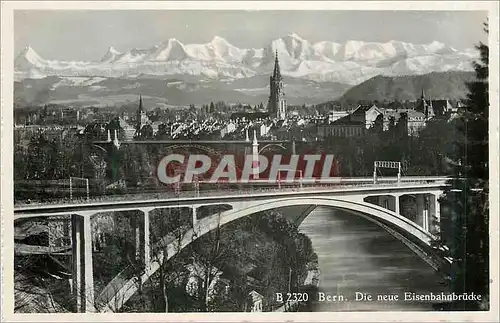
[429,193,441,234]
[364,195,400,214]
[424,195,430,232]
[415,194,431,232]
[71,214,95,313]
[394,194,401,215]
[131,210,151,267]
[435,194,441,228]
[416,194,424,230]
[192,206,197,227]
[365,193,438,235]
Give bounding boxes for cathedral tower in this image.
[267,51,286,120]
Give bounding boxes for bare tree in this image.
[14,263,64,312]
[138,207,195,313]
[187,212,237,312]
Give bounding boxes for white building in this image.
[350,104,383,129]
[220,121,237,138]
[328,111,349,123]
[185,262,229,303]
[248,290,264,312]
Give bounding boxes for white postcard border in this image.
[1,1,499,322]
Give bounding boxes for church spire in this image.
[420,88,425,100]
[427,94,435,120]
[136,94,144,133]
[273,50,281,79]
[268,50,286,120]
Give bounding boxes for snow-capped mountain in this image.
[101,47,122,63]
[15,33,477,85]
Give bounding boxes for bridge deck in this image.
[14,179,448,218]
[14,176,449,209]
[93,140,291,145]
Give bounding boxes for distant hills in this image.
[339,71,476,103]
[14,75,350,108]
[14,71,476,109]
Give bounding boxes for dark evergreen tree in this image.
[396,112,409,138]
[372,114,384,133]
[439,22,489,310]
[388,115,397,133]
[137,124,154,140]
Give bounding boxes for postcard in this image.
[1,1,498,322]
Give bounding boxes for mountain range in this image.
[15,33,477,85]
[14,33,478,108]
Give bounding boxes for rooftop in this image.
[328,115,365,126]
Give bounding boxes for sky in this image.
[15,10,488,61]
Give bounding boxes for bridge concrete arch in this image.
[222,197,434,244]
[101,196,437,312]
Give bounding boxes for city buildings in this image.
[349,104,384,129]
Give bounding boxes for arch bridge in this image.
[14,178,449,313]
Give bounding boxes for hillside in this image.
[339,71,476,103]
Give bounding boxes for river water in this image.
[299,206,449,311]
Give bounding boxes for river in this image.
[299,206,449,311]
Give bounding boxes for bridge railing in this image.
[14,178,449,208]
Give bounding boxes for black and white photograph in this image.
[1,1,499,321]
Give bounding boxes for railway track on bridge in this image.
[14,177,450,211]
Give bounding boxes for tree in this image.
[108,207,198,313]
[187,213,234,312]
[188,104,197,118]
[396,112,409,138]
[85,122,106,142]
[439,22,489,310]
[372,114,384,133]
[387,115,397,141]
[148,208,193,313]
[136,124,154,140]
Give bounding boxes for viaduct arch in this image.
[99,196,441,312]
